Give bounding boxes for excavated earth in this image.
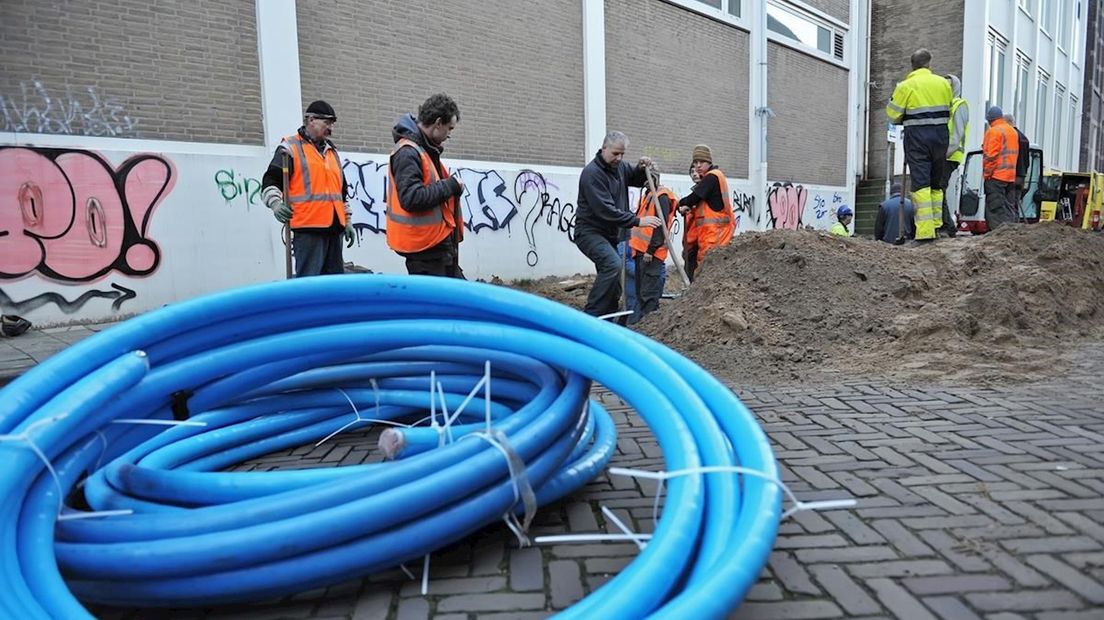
[514,223,1104,386]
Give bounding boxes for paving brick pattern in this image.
[7,329,1103,619]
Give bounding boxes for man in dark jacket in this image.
[387,93,466,277]
[1004,114,1031,221]
[874,183,915,243]
[574,131,662,317]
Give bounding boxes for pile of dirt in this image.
[636,223,1104,385]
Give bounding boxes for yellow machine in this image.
[1038,170,1104,230]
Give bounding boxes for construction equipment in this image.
[955,146,1044,234]
[1038,171,1103,231]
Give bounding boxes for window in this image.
[728,0,741,17]
[1057,0,1070,49]
[1019,0,1037,16]
[1041,0,1054,32]
[1014,53,1031,124]
[1073,0,1082,64]
[766,1,845,61]
[986,32,1008,110]
[1035,72,1050,145]
[1069,97,1078,170]
[1054,83,1066,164]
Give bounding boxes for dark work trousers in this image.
[940,160,960,235]
[401,238,465,279]
[292,229,344,277]
[904,127,948,191]
[575,231,622,317]
[984,178,1016,230]
[629,253,664,325]
[683,243,698,283]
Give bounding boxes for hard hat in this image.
[837,205,853,218]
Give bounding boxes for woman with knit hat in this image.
[676,144,735,277]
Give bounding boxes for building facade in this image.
[1081,0,1103,172]
[866,0,1089,181]
[1,0,866,326]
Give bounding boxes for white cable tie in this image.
[0,413,71,518]
[370,378,381,419]
[533,533,655,544]
[609,466,858,520]
[428,371,438,430]
[445,373,488,429]
[314,388,366,447]
[420,552,431,596]
[110,418,208,427]
[601,505,647,550]
[399,563,416,581]
[435,381,451,446]
[57,509,134,521]
[598,309,633,320]
[484,361,492,434]
[473,430,538,547]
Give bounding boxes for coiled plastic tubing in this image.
[0,275,780,619]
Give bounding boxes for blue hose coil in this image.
[0,275,780,618]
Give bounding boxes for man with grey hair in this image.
[574,131,662,317]
[1004,113,1031,219]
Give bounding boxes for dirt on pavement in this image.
[513,223,1104,386]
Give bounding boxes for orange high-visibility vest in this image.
[983,119,1019,183]
[694,169,734,260]
[386,138,463,253]
[282,134,346,229]
[629,187,678,260]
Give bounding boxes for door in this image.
[958,150,984,220]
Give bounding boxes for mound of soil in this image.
[636,223,1104,385]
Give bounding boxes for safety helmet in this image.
[836,205,853,218]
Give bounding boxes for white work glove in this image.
[262,186,292,223]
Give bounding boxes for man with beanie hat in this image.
[940,74,969,237]
[676,144,735,277]
[261,100,354,277]
[886,49,953,242]
[574,131,662,317]
[386,93,467,277]
[982,105,1019,230]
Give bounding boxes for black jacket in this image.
[389,114,464,257]
[1014,128,1030,182]
[575,152,647,242]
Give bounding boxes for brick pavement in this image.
[6,325,1103,619]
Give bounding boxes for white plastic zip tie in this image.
[421,551,431,595]
[444,370,489,429]
[399,563,416,580]
[598,309,634,321]
[534,533,655,544]
[314,388,369,447]
[110,419,208,427]
[609,466,858,520]
[484,361,492,434]
[472,429,538,547]
[601,505,647,550]
[0,413,135,520]
[434,381,451,446]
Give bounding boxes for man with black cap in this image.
[261,100,354,277]
[386,93,467,278]
[981,105,1019,230]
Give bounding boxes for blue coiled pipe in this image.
[0,275,779,619]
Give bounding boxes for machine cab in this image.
[956,146,1044,234]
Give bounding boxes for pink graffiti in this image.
[767,182,806,230]
[0,147,174,282]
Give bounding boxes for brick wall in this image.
[605,0,749,177]
[0,0,262,144]
[867,0,964,178]
[804,0,850,22]
[297,0,584,166]
[767,43,849,185]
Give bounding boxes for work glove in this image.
[261,186,292,224]
[344,221,355,248]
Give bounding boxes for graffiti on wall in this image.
[1,80,138,137]
[214,169,262,209]
[334,159,574,263]
[0,283,136,314]
[766,182,807,230]
[0,147,175,286]
[732,189,756,230]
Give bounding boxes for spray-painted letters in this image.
[0,147,175,282]
[1,80,138,137]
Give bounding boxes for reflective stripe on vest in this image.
[629,187,677,259]
[283,135,344,204]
